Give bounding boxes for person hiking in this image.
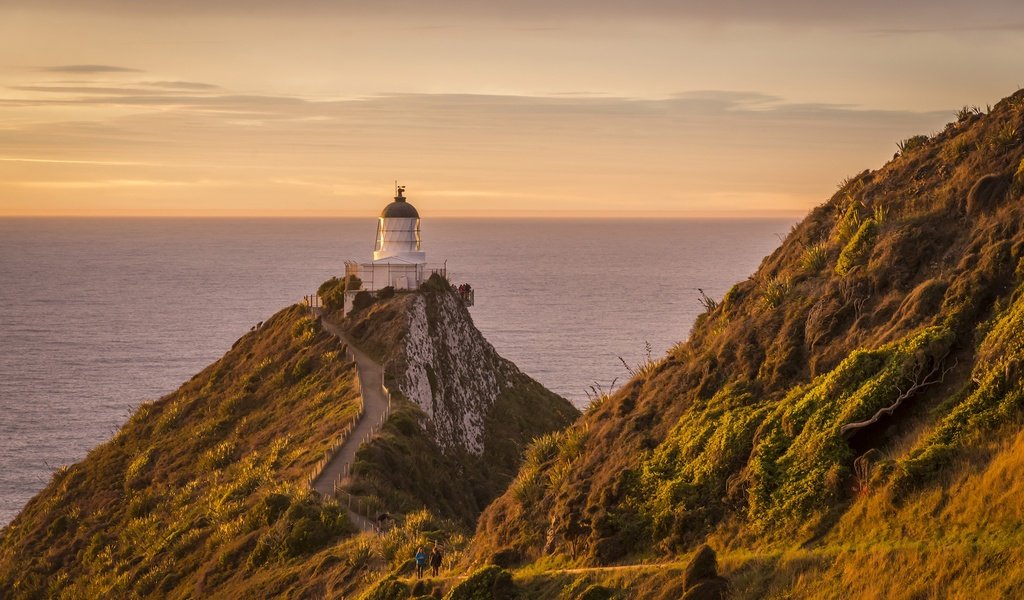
[430,544,443,576]
[415,546,428,578]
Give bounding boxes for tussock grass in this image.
[759,275,792,309]
[799,243,829,273]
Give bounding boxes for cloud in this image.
[0,87,956,216]
[141,81,220,90]
[12,0,1024,30]
[38,64,142,74]
[0,157,151,166]
[0,86,951,129]
[7,178,233,189]
[10,85,167,95]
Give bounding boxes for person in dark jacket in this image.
[430,544,443,576]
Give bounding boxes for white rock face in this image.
[396,291,518,454]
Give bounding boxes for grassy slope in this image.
[0,305,369,598]
[469,90,1024,597]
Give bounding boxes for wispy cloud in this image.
[0,86,957,216]
[7,178,233,189]
[140,81,220,90]
[9,85,167,95]
[37,64,142,74]
[0,157,152,166]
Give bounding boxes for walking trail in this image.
[312,312,391,532]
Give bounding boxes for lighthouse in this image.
[334,184,473,314]
[343,185,436,299]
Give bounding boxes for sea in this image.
[0,217,794,526]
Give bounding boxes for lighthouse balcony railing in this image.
[347,262,450,292]
[427,264,448,280]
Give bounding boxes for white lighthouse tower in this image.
[373,185,426,263]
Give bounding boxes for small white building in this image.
[338,185,470,313]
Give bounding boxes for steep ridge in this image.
[0,279,577,598]
[470,90,1024,597]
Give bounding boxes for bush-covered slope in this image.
[471,89,1024,588]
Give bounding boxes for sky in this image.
[1,1,1023,217]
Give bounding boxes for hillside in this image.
[469,90,1024,597]
[0,281,576,598]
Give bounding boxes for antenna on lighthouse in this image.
[394,181,405,200]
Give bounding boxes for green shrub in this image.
[896,134,928,156]
[444,565,515,600]
[955,105,982,123]
[636,382,768,543]
[800,243,829,273]
[262,493,291,525]
[760,276,792,309]
[352,291,375,312]
[897,290,1024,491]
[124,447,154,489]
[1012,158,1024,196]
[524,431,561,469]
[747,326,953,529]
[361,578,411,600]
[835,218,878,276]
[989,123,1018,150]
[318,277,347,311]
[288,355,313,381]
[834,202,863,243]
[944,135,973,161]
[872,204,888,225]
[377,286,396,300]
[317,277,342,297]
[199,439,237,471]
[292,317,320,340]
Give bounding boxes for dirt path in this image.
[311,312,391,532]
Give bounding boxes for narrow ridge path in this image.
[312,311,390,532]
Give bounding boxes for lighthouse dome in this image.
[380,198,419,218]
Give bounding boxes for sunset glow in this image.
[2,1,1022,217]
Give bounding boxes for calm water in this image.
[0,217,793,525]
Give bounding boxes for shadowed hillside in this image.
[470,89,1024,597]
